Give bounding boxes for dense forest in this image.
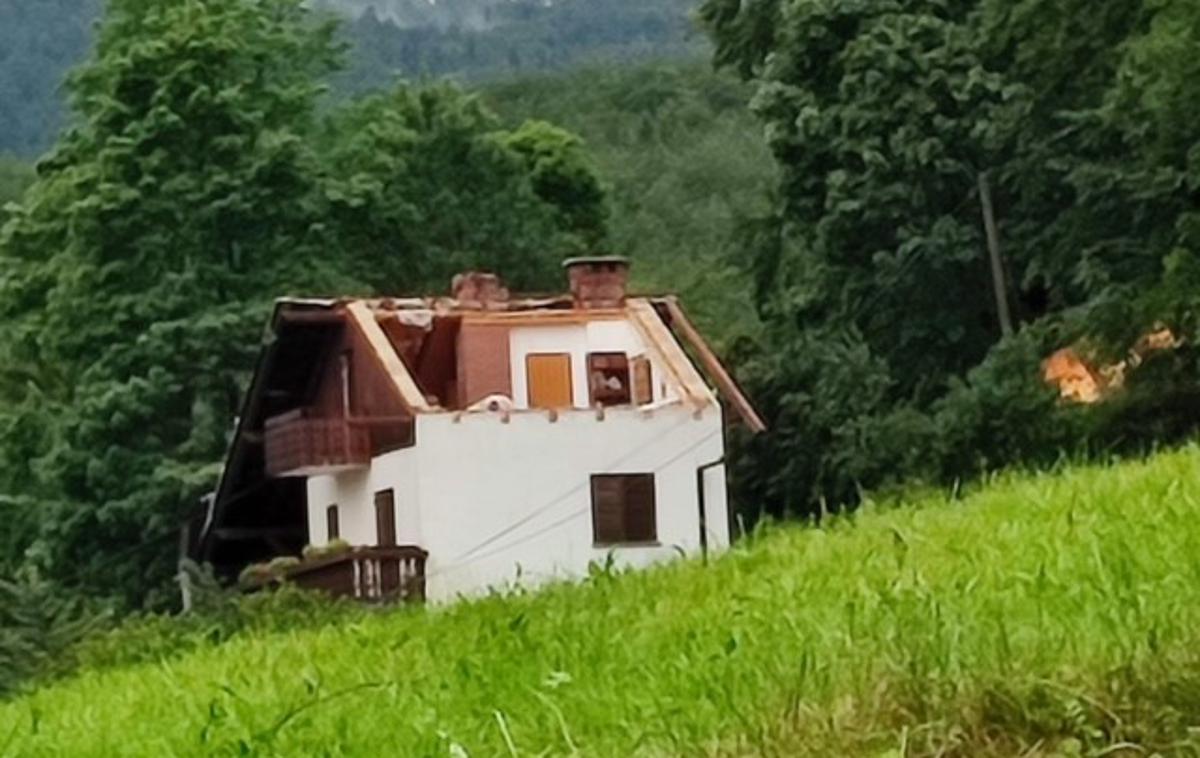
[0,0,703,156]
[0,0,1198,696]
[700,0,1200,518]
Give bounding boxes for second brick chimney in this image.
[564,256,630,309]
[451,271,509,309]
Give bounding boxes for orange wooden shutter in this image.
[526,353,573,409]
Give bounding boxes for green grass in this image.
[5,448,1200,756]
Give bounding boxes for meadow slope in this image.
[4,448,1200,756]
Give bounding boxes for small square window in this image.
[587,352,631,406]
[591,473,657,545]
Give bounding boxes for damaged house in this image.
[189,258,765,603]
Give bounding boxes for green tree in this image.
[0,0,349,609]
[700,0,1200,516]
[0,0,608,610]
[0,157,33,220]
[321,85,607,292]
[482,63,775,345]
[0,571,102,696]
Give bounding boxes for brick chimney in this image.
[564,256,630,309]
[451,271,509,309]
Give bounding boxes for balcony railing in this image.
[287,545,428,603]
[264,411,371,478]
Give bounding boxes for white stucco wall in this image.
[305,445,421,546]
[414,403,728,601]
[508,320,675,409]
[304,402,730,602]
[303,312,732,603]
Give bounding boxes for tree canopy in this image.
[0,0,607,608]
[699,0,1200,514]
[0,0,704,156]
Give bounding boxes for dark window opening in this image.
[587,352,631,406]
[326,504,340,541]
[375,489,396,546]
[591,473,657,545]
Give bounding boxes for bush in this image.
[72,582,365,675]
[301,538,351,562]
[0,573,106,698]
[734,310,1200,524]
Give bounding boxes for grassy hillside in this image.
[4,448,1200,755]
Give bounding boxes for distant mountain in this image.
[335,0,704,93]
[315,0,503,31]
[0,0,103,156]
[0,0,705,157]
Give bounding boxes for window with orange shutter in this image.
[526,353,574,409]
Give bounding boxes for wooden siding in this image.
[264,415,371,477]
[283,545,427,603]
[303,314,415,454]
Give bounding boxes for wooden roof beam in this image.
[656,297,767,434]
[627,299,713,409]
[346,300,434,413]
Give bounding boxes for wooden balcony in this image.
[288,545,428,603]
[264,411,371,478]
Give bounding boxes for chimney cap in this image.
[562,255,630,270]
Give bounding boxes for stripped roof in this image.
[270,293,766,428]
[192,291,764,569]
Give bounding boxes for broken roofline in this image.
[268,293,766,431]
[192,289,766,564]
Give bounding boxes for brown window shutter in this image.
[326,505,340,540]
[631,357,652,405]
[374,489,396,546]
[624,474,657,542]
[591,476,625,544]
[591,473,656,545]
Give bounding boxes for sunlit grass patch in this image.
[3,447,1200,756]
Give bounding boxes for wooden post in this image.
[978,171,1014,338]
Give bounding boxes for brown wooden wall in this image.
[307,319,413,452]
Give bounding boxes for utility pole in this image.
[978,171,1014,338]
